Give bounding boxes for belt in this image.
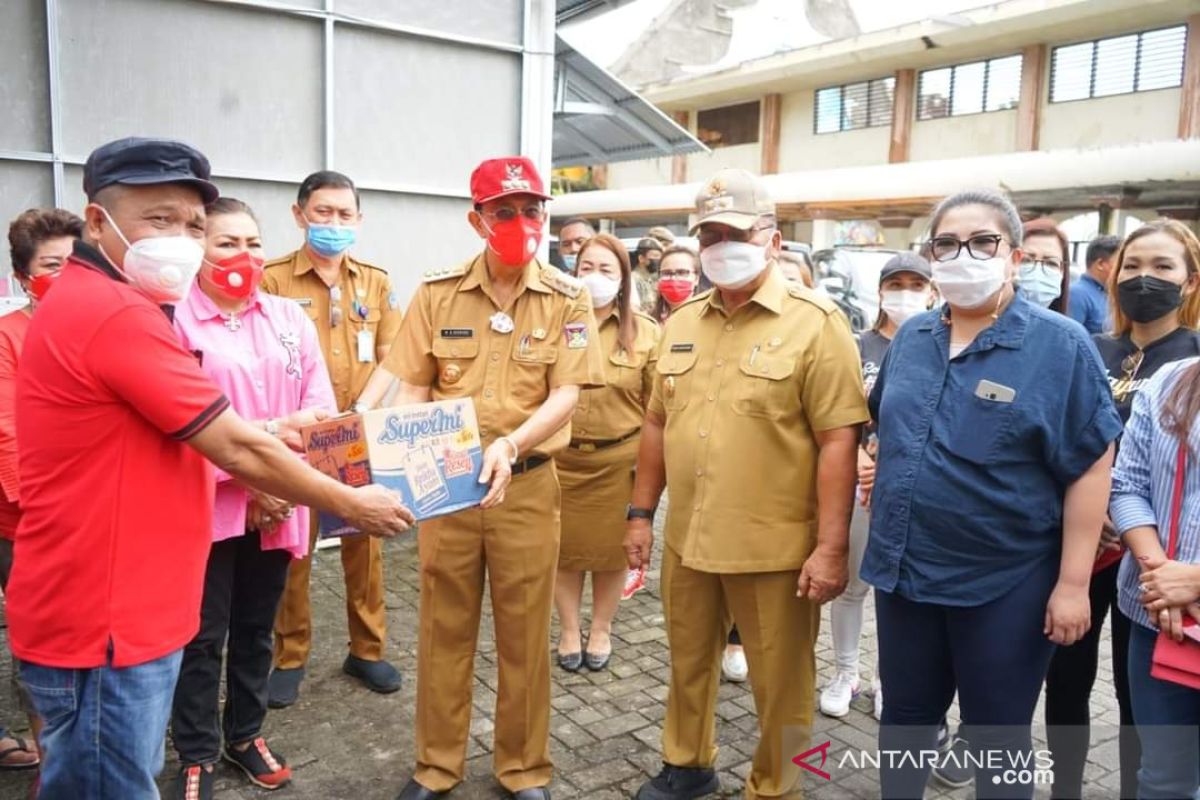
[511,454,550,476]
[568,428,641,452]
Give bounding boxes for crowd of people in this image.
[0,134,1199,800]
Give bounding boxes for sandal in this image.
[0,736,39,771]
[223,737,292,789]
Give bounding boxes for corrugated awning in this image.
[552,35,707,168]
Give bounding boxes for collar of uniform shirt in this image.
[293,246,358,277]
[186,283,263,321]
[458,253,550,297]
[917,294,1032,351]
[700,266,786,316]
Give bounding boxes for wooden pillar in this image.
[888,69,915,163]
[590,164,608,190]
[671,110,689,184]
[1016,44,1046,151]
[1179,14,1200,139]
[761,93,782,175]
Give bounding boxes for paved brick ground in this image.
[0,510,1122,799]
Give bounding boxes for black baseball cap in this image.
[879,251,932,284]
[83,136,219,203]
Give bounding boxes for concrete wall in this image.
[777,89,891,172]
[1040,88,1182,150]
[910,110,1020,161]
[605,156,674,189]
[685,141,762,178]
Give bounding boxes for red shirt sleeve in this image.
[88,305,229,439]
[0,324,23,503]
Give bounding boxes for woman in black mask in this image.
[1045,219,1200,800]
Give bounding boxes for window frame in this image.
[1049,24,1188,104]
[812,76,896,135]
[695,100,762,149]
[916,54,1023,121]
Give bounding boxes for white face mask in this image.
[880,289,931,326]
[581,272,620,308]
[99,207,204,304]
[932,256,1008,310]
[700,240,768,289]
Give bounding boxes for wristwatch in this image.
[626,504,655,521]
[264,418,281,437]
[497,436,520,465]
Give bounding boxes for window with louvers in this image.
[1050,25,1187,103]
[814,77,895,134]
[917,55,1023,120]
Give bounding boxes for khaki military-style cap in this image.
[688,168,775,234]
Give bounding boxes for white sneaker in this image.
[871,677,883,721]
[721,646,748,683]
[819,670,861,718]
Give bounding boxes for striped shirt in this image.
[1112,356,1200,630]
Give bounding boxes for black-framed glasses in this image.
[330,286,344,328]
[1023,257,1064,273]
[485,205,544,223]
[929,234,1007,262]
[659,269,695,279]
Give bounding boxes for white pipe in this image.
[551,139,1200,217]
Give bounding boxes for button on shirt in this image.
[1112,357,1200,631]
[649,267,869,574]
[863,296,1123,605]
[174,286,337,557]
[261,248,402,411]
[1068,273,1108,335]
[571,309,660,441]
[8,242,230,668]
[383,254,606,458]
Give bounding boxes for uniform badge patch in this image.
[564,323,589,349]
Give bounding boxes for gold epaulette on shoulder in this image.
[423,264,469,282]
[352,258,388,274]
[539,266,582,299]
[262,253,293,270]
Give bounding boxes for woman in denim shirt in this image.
[866,189,1122,799]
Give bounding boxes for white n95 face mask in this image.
[932,256,1007,310]
[100,207,204,304]
[700,240,768,289]
[581,272,620,308]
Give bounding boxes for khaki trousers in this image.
[661,545,820,799]
[414,462,560,793]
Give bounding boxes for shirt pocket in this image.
[733,352,796,419]
[349,306,382,330]
[608,351,642,393]
[509,344,559,398]
[432,337,480,393]
[951,394,1015,463]
[655,350,698,412]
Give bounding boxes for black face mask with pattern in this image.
[1117,275,1185,323]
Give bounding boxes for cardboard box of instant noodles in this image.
[301,399,487,536]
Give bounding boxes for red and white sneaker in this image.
[223,737,292,790]
[622,565,647,600]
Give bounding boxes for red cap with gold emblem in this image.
[470,157,553,206]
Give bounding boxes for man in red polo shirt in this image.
[7,137,414,800]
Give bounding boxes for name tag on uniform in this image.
[440,328,474,339]
[294,298,313,307]
[670,343,694,352]
[357,329,374,363]
[975,379,1016,403]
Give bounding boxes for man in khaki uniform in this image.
[625,169,868,800]
[357,157,605,800]
[262,170,405,706]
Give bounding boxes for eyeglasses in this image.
[1024,258,1064,273]
[484,205,544,223]
[697,223,775,250]
[929,234,1008,262]
[659,269,695,279]
[1113,349,1145,403]
[330,286,343,328]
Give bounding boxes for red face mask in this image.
[658,277,695,306]
[484,217,542,267]
[28,270,61,302]
[203,251,264,299]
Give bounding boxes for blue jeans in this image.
[20,649,183,800]
[1127,622,1200,799]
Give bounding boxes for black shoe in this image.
[509,788,550,800]
[584,650,611,671]
[174,764,215,800]
[395,778,448,800]
[635,764,719,800]
[266,666,305,709]
[557,649,583,672]
[343,655,402,694]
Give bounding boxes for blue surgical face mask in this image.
[305,220,357,258]
[1017,263,1062,308]
[560,253,577,272]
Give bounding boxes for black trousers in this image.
[171,530,291,765]
[1043,560,1138,799]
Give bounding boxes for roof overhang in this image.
[552,35,708,167]
[549,139,1200,221]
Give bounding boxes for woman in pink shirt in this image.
[169,198,336,800]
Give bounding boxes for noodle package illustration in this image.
[302,399,487,536]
